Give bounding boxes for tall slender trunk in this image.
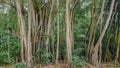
[27,0,33,68]
[71,0,75,51]
[114,23,120,64]
[92,0,115,66]
[98,0,105,67]
[45,1,53,53]
[15,0,27,62]
[93,0,115,51]
[56,0,60,64]
[66,0,72,66]
[87,0,96,62]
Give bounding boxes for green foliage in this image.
[72,47,87,67]
[41,53,52,64]
[73,48,84,56]
[0,32,20,64]
[0,0,119,66]
[12,62,27,68]
[71,55,87,67]
[32,48,44,65]
[36,48,44,55]
[0,12,20,64]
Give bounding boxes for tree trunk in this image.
[66,0,72,66]
[92,0,115,66]
[27,0,33,68]
[56,0,60,64]
[15,0,27,62]
[45,1,53,53]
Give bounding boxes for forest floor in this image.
[0,63,120,68]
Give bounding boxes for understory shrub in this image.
[12,62,27,68]
[41,53,52,64]
[71,55,87,68]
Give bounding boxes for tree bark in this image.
[15,0,27,62]
[45,1,53,53]
[66,0,72,66]
[27,0,33,68]
[93,0,115,51]
[92,0,115,66]
[56,0,60,64]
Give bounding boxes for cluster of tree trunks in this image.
[0,0,119,68]
[87,0,116,67]
[2,0,74,68]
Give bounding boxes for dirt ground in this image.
[33,63,120,68]
[33,63,68,68]
[0,63,120,68]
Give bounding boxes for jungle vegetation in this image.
[0,0,120,68]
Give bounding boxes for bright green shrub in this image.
[12,62,27,68]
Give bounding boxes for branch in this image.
[0,1,16,10]
[0,0,26,14]
[93,0,115,52]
